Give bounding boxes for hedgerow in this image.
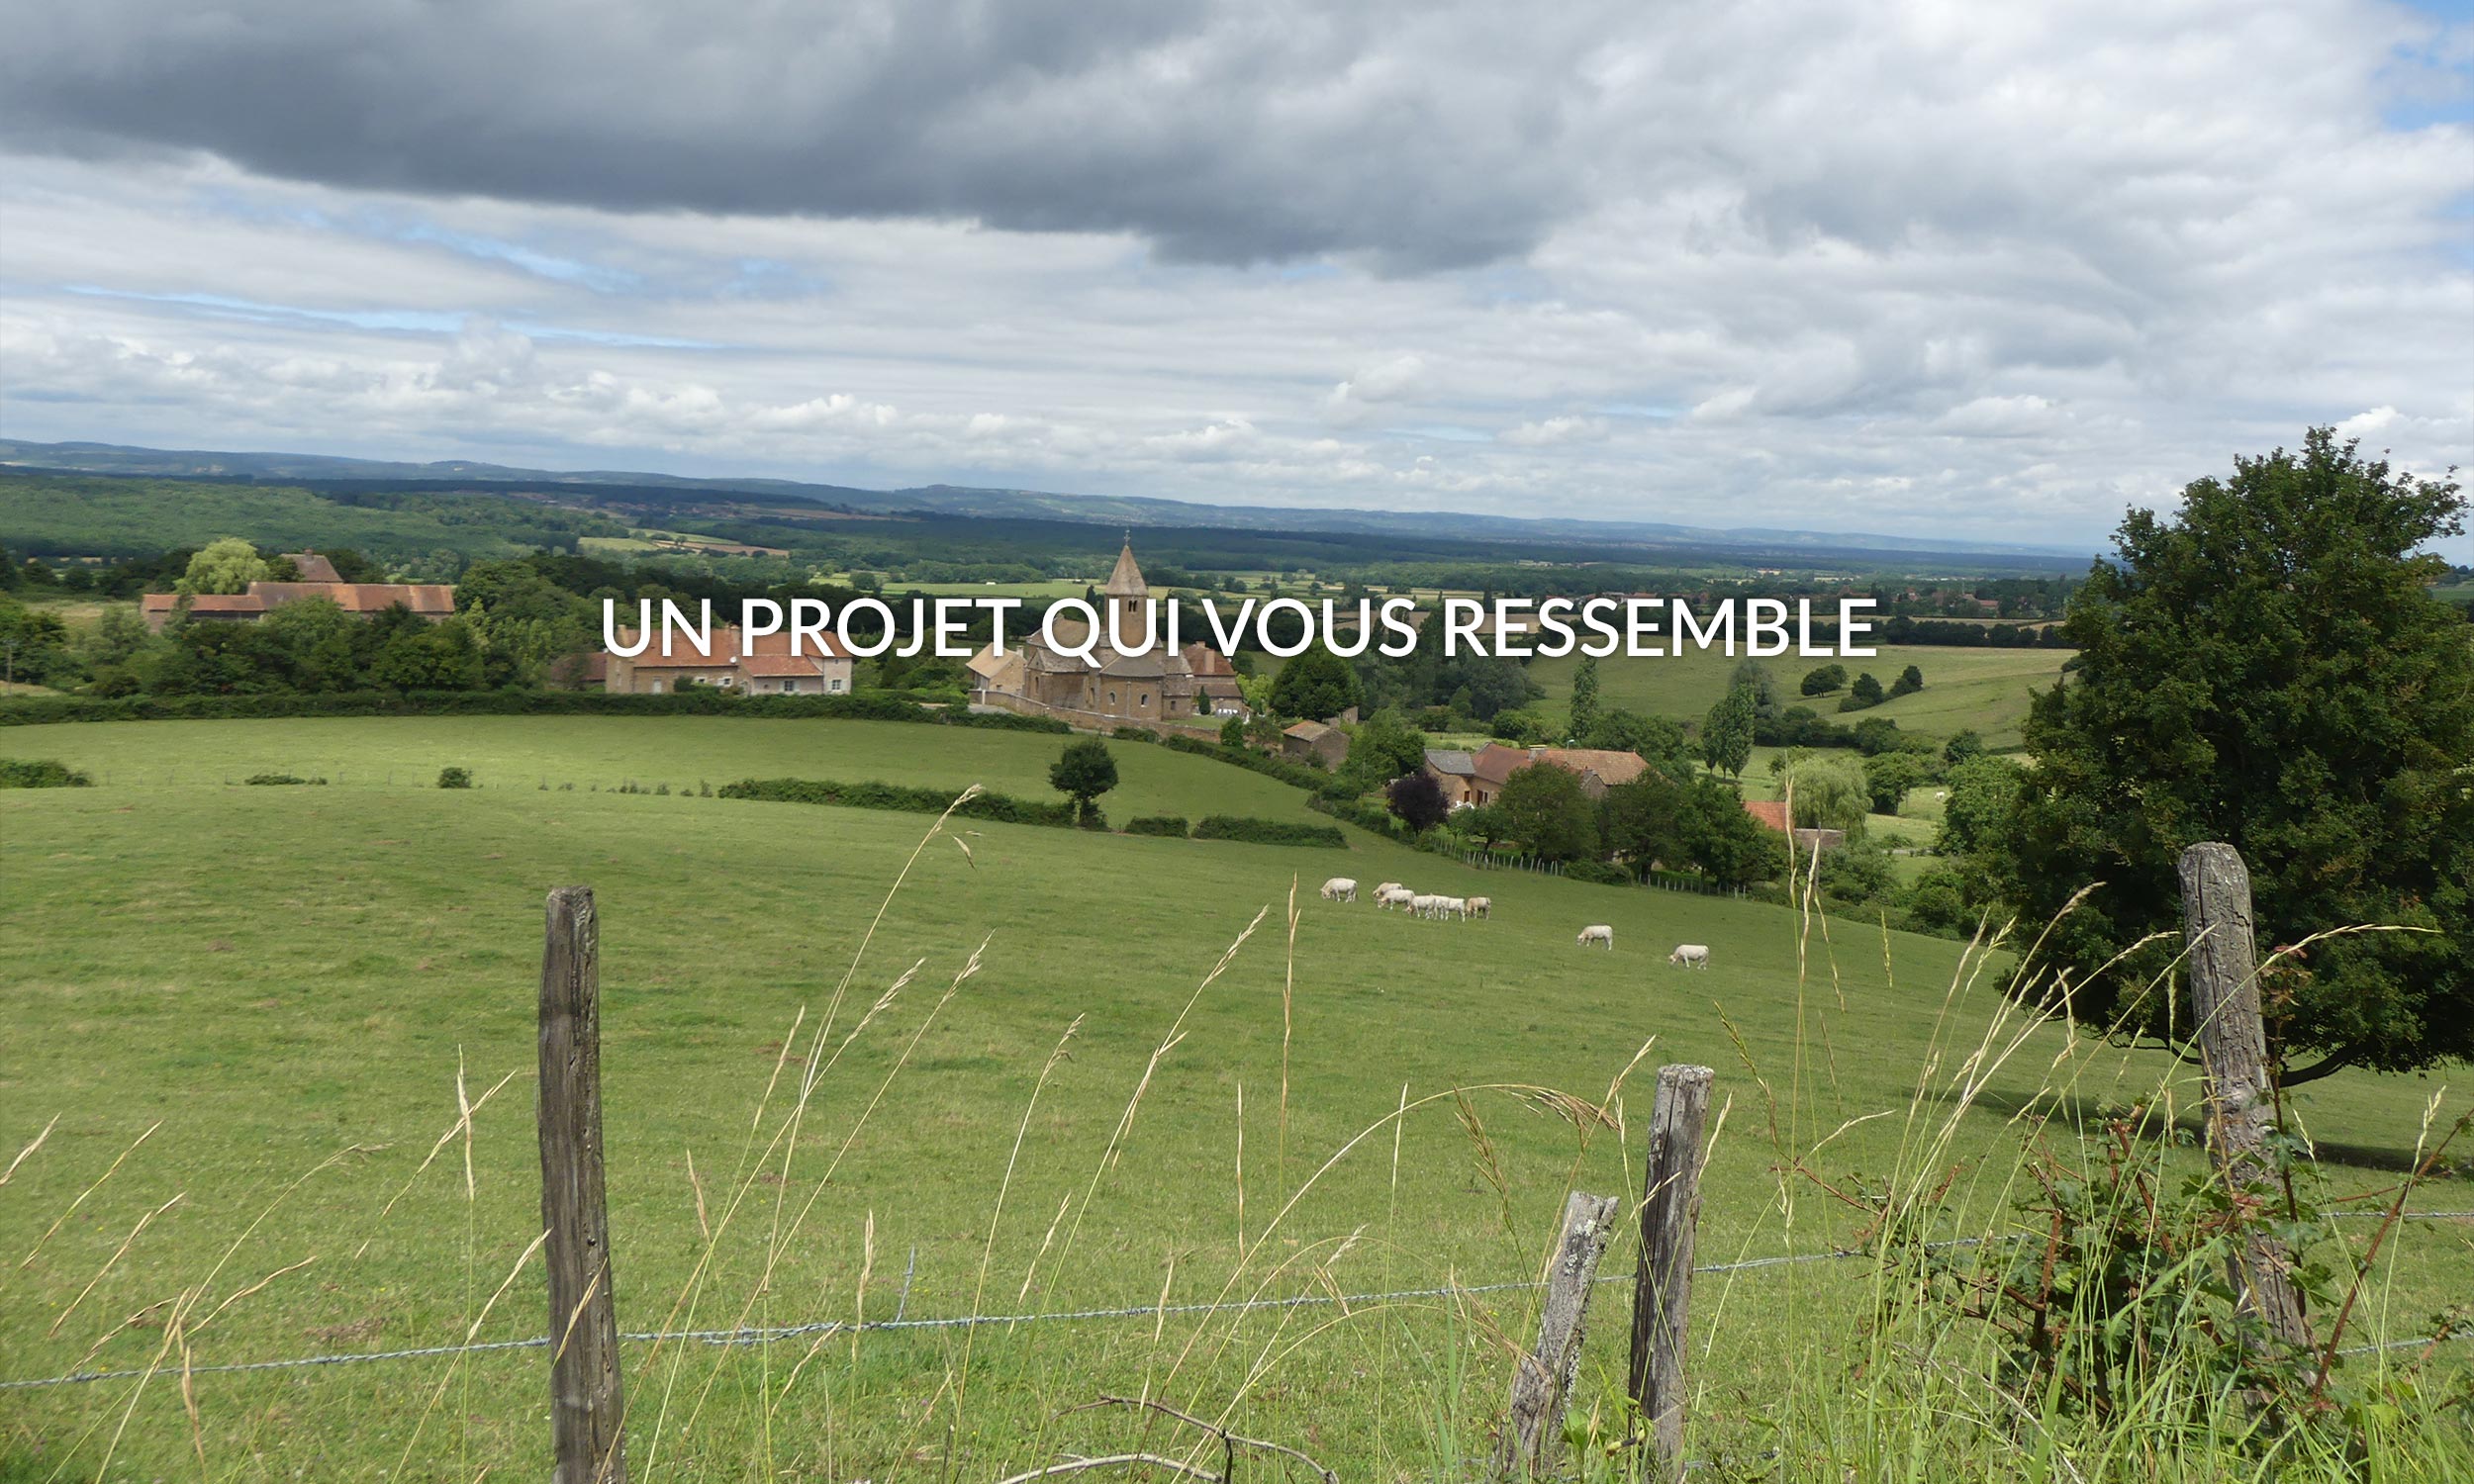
[715,777,1078,827]
[1189,815,1349,848]
[0,689,1072,732]
[0,758,92,788]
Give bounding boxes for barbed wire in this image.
[7,1213,2467,1394]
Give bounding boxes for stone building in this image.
[968,539,1249,730]
[1422,743,1653,807]
[603,624,854,695]
[141,550,454,633]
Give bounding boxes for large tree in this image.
[174,537,271,597]
[2003,429,2473,1081]
[1048,739,1120,825]
[1699,683,1756,779]
[1782,752,1869,835]
[1494,761,1599,862]
[1567,655,1602,742]
[1269,646,1363,721]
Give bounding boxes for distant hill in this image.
[0,437,2093,562]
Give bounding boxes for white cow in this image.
[1374,881,1404,902]
[1320,877,1359,903]
[1465,895,1491,919]
[1410,893,1440,919]
[1667,943,1710,969]
[1435,895,1468,921]
[1378,885,1417,910]
[1577,924,1614,950]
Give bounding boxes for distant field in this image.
[11,596,134,629]
[1,714,2460,1476]
[0,471,606,561]
[1531,643,2070,746]
[0,715,1323,823]
[878,579,1098,600]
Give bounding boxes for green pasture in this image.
[1530,644,2071,746]
[0,715,1322,825]
[1,715,2465,1479]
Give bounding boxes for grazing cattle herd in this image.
[1319,878,1707,966]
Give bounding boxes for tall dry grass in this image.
[4,791,2468,1482]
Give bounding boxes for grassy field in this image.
[1530,645,2071,747]
[2,714,2466,1479]
[0,715,1325,824]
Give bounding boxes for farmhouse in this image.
[1743,798,1846,854]
[968,539,1250,729]
[603,624,855,695]
[1423,743,1653,807]
[1282,719,1350,769]
[141,551,456,633]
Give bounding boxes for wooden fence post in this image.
[2176,843,2312,1352]
[540,886,628,1484]
[1628,1065,1712,1475]
[1494,1191,1622,1479]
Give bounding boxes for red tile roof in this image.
[1540,748,1651,787]
[143,582,453,617]
[740,653,829,677]
[613,625,848,668]
[282,552,343,582]
[247,582,454,615]
[1470,744,1532,786]
[1744,799,1792,832]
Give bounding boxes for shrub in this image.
[0,689,1075,730]
[1189,815,1349,848]
[1110,725,1159,743]
[717,777,1077,828]
[1385,771,1452,833]
[1306,792,1405,838]
[0,758,91,788]
[243,773,327,786]
[1563,859,1632,886]
[1124,815,1189,837]
[1159,733,1330,791]
[436,766,474,789]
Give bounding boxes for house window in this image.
[828,678,844,693]
[1139,693,1149,706]
[650,681,664,695]
[718,675,734,688]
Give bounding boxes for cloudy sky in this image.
[3,0,2470,555]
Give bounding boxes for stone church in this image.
[967,540,1248,729]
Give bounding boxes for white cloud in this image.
[1499,416,1609,446]
[0,0,2467,557]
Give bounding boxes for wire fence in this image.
[8,1213,2468,1395]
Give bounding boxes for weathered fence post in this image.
[1494,1190,1622,1479]
[540,886,628,1484]
[1628,1065,1712,1475]
[2177,843,2312,1352]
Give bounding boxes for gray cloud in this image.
[0,0,1604,268]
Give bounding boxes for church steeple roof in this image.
[1102,534,1148,598]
